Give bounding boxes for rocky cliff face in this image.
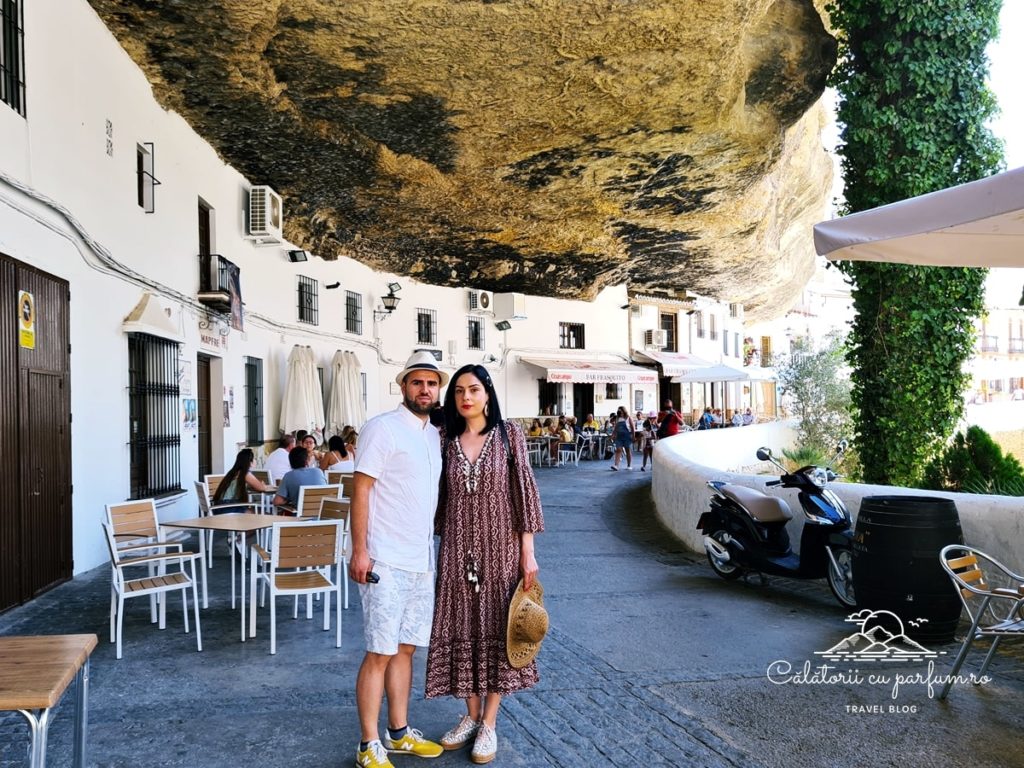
[88,0,835,320]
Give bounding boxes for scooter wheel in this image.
[707,529,743,581]
[827,545,856,608]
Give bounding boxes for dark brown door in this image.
[197,354,212,479]
[0,254,72,612]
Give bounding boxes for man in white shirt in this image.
[349,351,448,768]
[264,435,294,483]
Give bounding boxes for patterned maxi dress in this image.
[425,420,545,698]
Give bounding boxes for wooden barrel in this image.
[852,495,963,644]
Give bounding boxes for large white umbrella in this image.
[279,345,324,438]
[326,350,367,436]
[671,363,750,383]
[813,166,1024,267]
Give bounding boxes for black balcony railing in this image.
[197,253,235,312]
[980,335,999,353]
[1009,338,1024,354]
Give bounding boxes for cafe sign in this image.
[18,290,35,350]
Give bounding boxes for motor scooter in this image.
[695,443,855,608]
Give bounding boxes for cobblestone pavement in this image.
[2,458,1024,767]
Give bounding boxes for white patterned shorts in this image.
[358,562,435,655]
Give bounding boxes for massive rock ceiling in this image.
[88,0,836,320]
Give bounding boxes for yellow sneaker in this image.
[383,728,443,758]
[356,740,395,768]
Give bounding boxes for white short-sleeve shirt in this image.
[355,404,441,573]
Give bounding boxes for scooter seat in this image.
[720,484,793,523]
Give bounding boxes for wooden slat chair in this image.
[937,544,1024,699]
[326,471,354,491]
[104,500,194,623]
[294,484,342,520]
[250,469,271,486]
[248,519,344,654]
[319,498,352,609]
[341,474,355,500]
[101,522,202,659]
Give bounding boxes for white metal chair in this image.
[525,439,544,468]
[557,438,581,466]
[937,544,1024,699]
[319,498,352,609]
[249,519,345,654]
[104,499,194,623]
[194,480,258,606]
[102,522,202,659]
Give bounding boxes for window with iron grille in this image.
[244,356,264,446]
[417,309,437,345]
[468,317,484,350]
[729,303,741,318]
[559,322,585,349]
[1,0,26,117]
[709,313,718,341]
[659,313,677,352]
[128,333,181,499]
[606,383,621,399]
[722,327,728,355]
[695,312,705,339]
[345,291,363,334]
[298,275,319,325]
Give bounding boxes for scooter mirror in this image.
[756,447,772,461]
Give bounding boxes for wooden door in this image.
[197,354,212,479]
[0,254,71,612]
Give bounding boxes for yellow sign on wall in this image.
[18,290,35,350]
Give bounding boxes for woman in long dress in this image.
[426,364,544,765]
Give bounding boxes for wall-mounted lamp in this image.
[325,281,341,290]
[495,320,512,331]
[287,249,310,263]
[374,283,403,321]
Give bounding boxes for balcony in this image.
[197,253,235,313]
[979,335,999,353]
[1009,338,1024,354]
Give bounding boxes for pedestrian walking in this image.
[349,351,449,768]
[426,364,546,765]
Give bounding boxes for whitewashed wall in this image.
[652,425,1024,573]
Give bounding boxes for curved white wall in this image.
[652,425,1024,570]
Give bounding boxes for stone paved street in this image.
[2,459,1024,767]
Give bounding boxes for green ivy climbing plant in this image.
[826,0,1004,486]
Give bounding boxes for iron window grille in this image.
[695,312,705,338]
[659,313,677,352]
[417,309,437,345]
[298,275,319,325]
[244,356,264,446]
[0,0,25,116]
[468,317,484,350]
[128,333,182,499]
[709,314,718,341]
[136,143,160,213]
[346,291,363,334]
[559,322,585,349]
[606,383,621,399]
[198,253,234,293]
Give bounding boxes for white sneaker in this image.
[440,715,479,750]
[470,723,497,764]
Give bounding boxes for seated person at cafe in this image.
[743,407,754,425]
[697,407,714,430]
[731,410,744,427]
[213,448,272,513]
[264,434,295,482]
[528,418,544,437]
[300,433,323,467]
[711,408,724,428]
[566,415,580,437]
[271,447,326,511]
[320,434,354,473]
[582,413,600,432]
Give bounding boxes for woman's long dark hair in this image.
[214,448,254,502]
[443,364,503,436]
[328,435,348,458]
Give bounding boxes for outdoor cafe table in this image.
[162,513,295,642]
[0,633,97,768]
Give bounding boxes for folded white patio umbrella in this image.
[325,350,367,436]
[279,345,324,438]
[343,351,367,429]
[813,166,1024,267]
[325,350,348,439]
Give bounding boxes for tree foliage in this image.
[826,0,1004,486]
[777,335,853,455]
[921,426,1024,496]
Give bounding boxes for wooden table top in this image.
[162,512,296,533]
[0,634,98,710]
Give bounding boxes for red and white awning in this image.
[521,357,659,385]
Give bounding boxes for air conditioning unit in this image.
[493,292,527,321]
[467,289,494,313]
[247,185,283,243]
[645,329,668,347]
